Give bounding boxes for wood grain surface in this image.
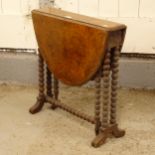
[32,8,126,86]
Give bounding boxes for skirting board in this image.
[0,52,155,89]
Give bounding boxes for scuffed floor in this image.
[0,84,155,155]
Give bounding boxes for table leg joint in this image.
[91,124,125,148]
[29,95,45,114]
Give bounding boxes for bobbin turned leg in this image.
[46,66,57,109]
[94,70,101,135]
[92,47,125,147]
[101,51,111,130]
[29,53,45,114]
[110,47,125,138]
[92,51,111,147]
[46,66,53,97]
[51,77,59,109]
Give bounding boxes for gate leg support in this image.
[51,77,59,109]
[110,47,125,138]
[46,66,53,97]
[92,124,121,147]
[46,66,57,110]
[94,70,101,135]
[29,53,45,114]
[92,50,111,147]
[92,47,125,148]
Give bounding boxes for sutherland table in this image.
[29,7,127,147]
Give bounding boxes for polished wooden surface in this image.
[34,8,126,31]
[30,8,127,147]
[32,8,126,86]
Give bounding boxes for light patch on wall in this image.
[99,0,118,17]
[21,0,39,15]
[109,17,155,54]
[1,0,21,14]
[79,0,98,17]
[40,0,55,8]
[0,0,2,13]
[55,0,78,13]
[139,0,155,17]
[119,0,139,17]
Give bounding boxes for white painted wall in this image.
[0,0,155,54]
[0,0,39,49]
[55,0,155,54]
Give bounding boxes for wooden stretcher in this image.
[29,7,127,147]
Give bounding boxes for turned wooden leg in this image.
[92,50,111,147]
[29,53,45,114]
[54,77,59,100]
[46,66,53,97]
[51,77,59,109]
[101,51,111,130]
[94,70,101,135]
[110,47,125,138]
[46,66,56,109]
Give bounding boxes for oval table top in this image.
[32,8,126,86]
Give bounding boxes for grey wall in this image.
[0,53,38,85]
[0,52,155,89]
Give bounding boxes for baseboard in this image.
[0,52,38,85]
[0,52,155,89]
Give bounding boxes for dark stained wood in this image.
[30,8,127,147]
[35,8,126,31]
[32,8,126,86]
[92,124,125,147]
